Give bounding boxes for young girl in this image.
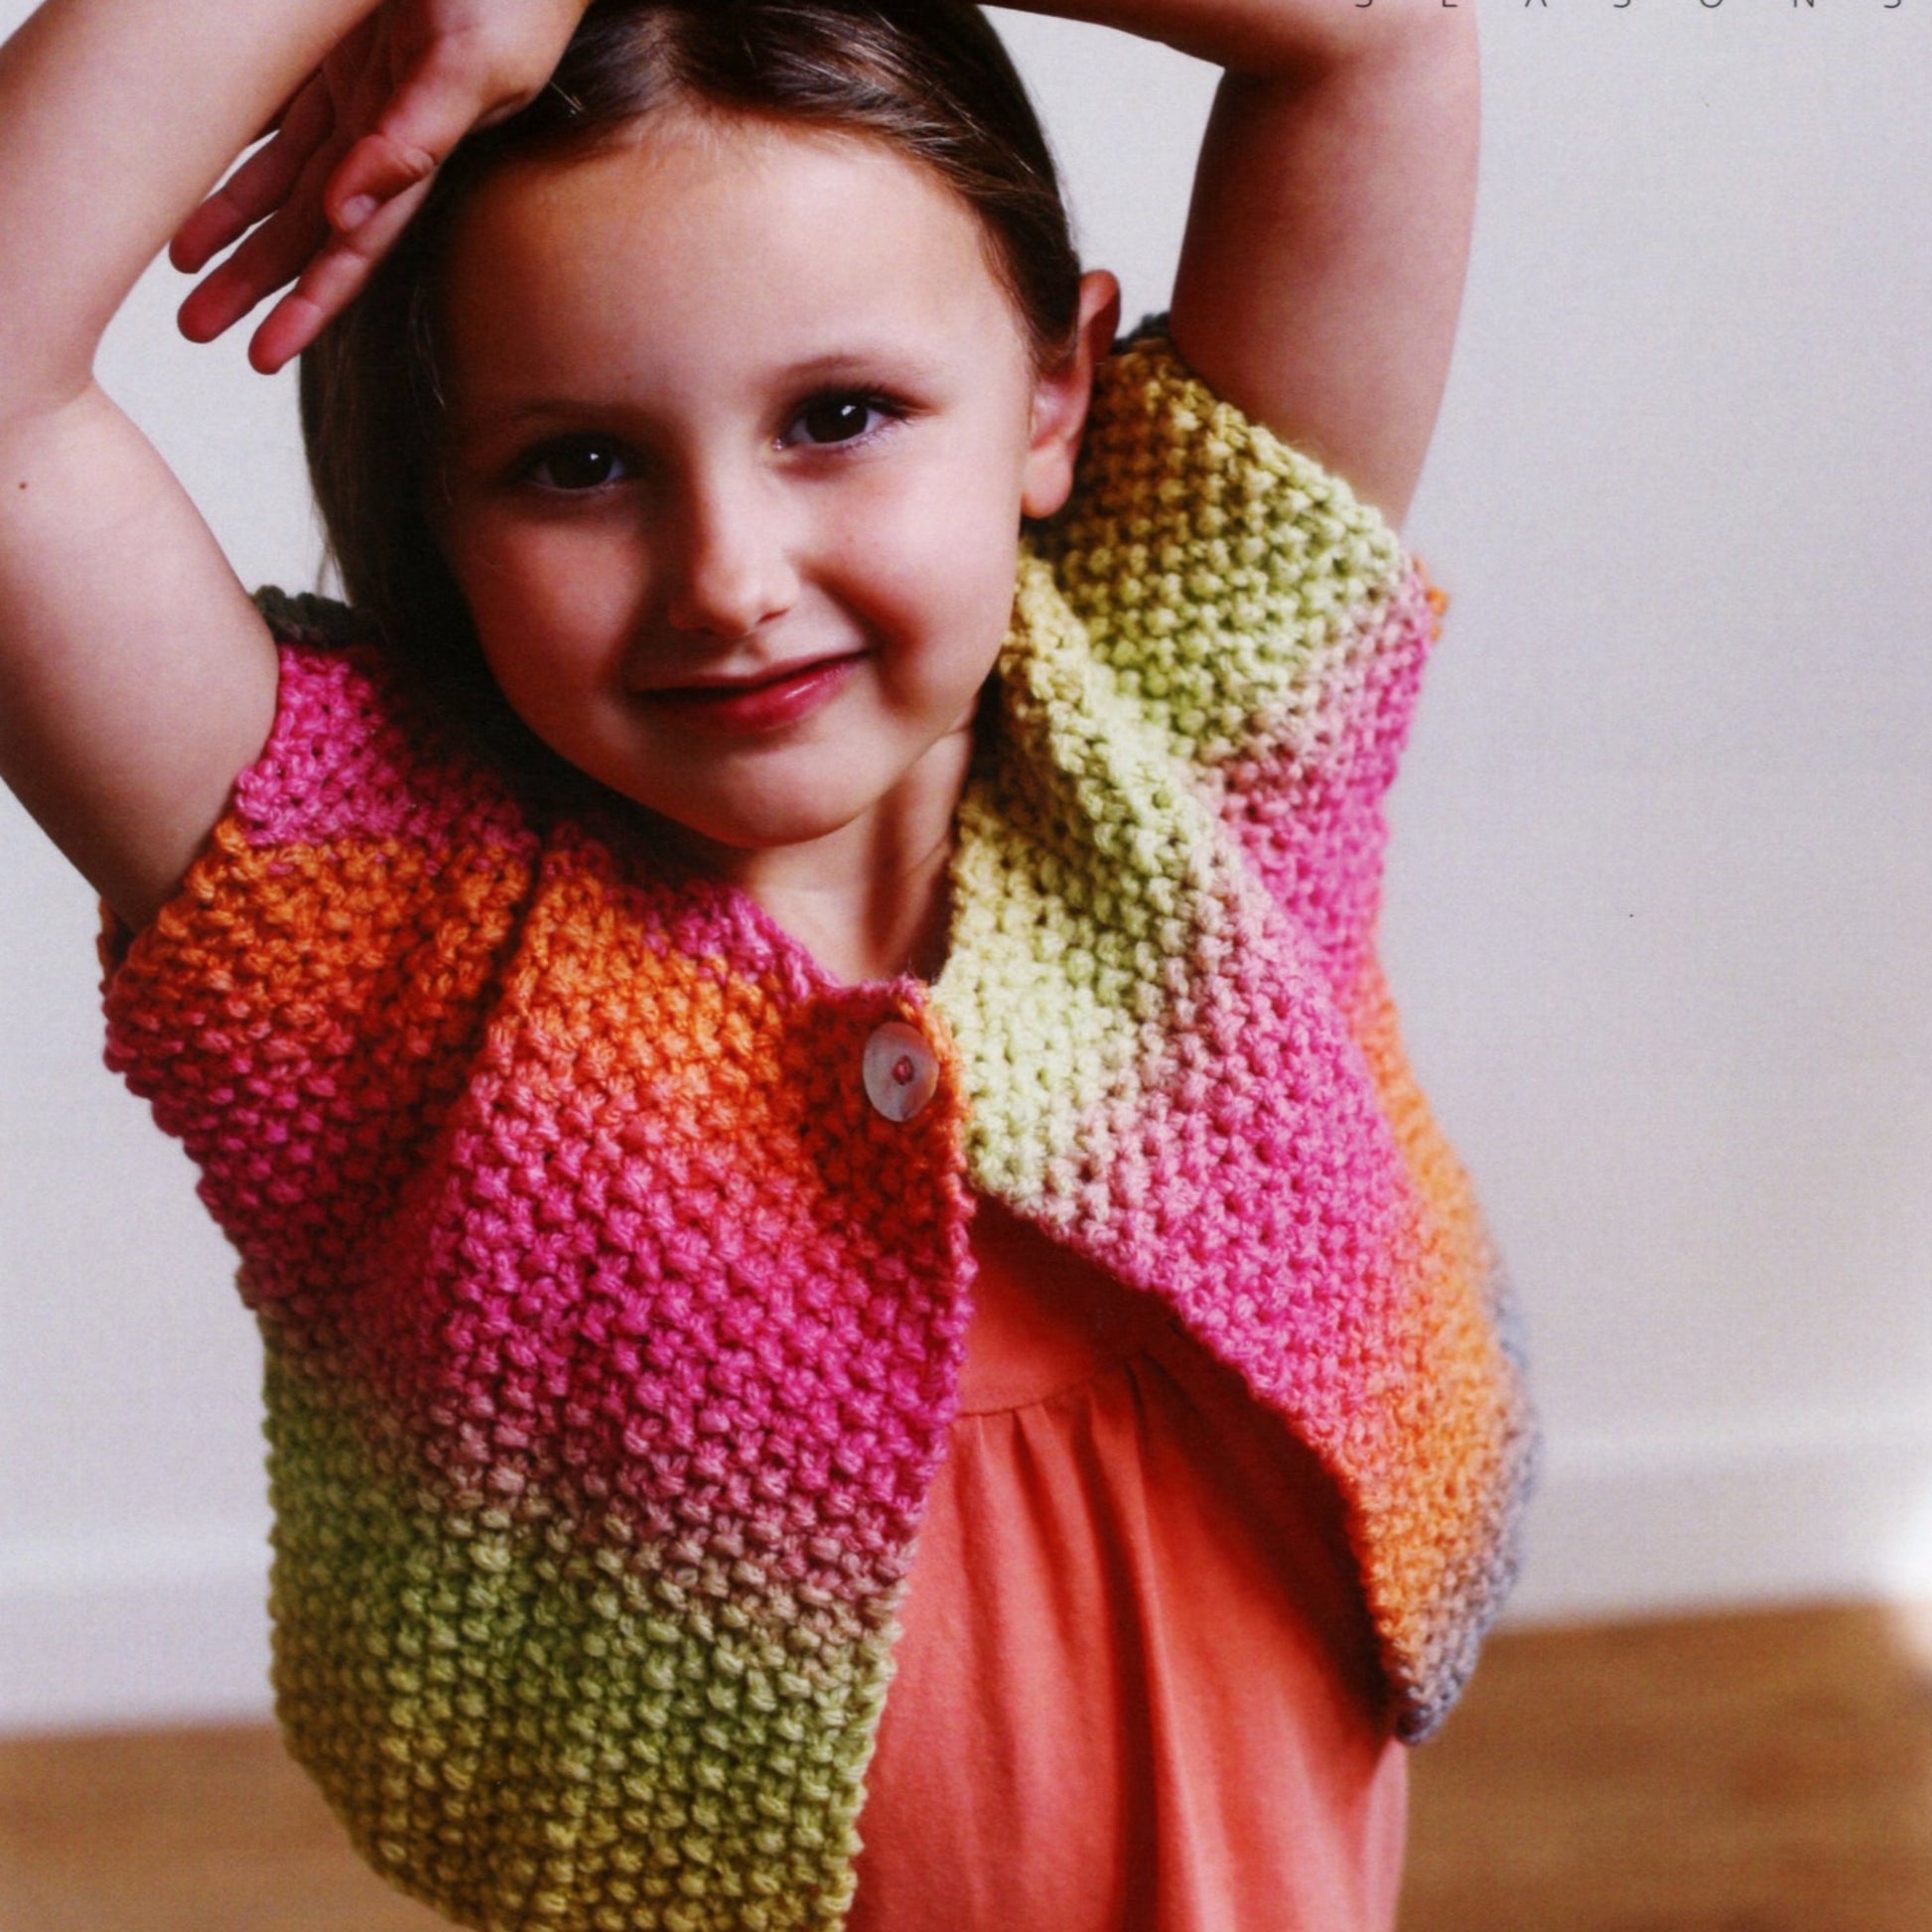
[0,0,1530,1925]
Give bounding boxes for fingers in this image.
[246,178,431,373]
[323,26,556,235]
[250,81,306,150]
[326,125,447,235]
[169,0,592,365]
[247,5,592,367]
[170,73,336,276]
[176,198,328,345]
[176,117,345,347]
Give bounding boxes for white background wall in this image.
[4,0,1930,1730]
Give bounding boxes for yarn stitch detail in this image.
[103,337,1533,1930]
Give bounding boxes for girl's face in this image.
[435,111,1097,869]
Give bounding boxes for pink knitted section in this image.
[99,339,1531,1926]
[1213,572,1438,997]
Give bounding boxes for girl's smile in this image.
[434,110,1107,946]
[638,647,867,737]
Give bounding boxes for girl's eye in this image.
[786,393,895,449]
[525,440,630,492]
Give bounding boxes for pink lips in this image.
[643,653,862,736]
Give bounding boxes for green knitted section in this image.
[261,1346,895,1931]
[1039,337,1407,773]
[938,552,1234,1207]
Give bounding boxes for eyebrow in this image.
[447,346,955,444]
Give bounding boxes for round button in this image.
[864,1022,939,1123]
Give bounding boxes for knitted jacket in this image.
[103,336,1533,1931]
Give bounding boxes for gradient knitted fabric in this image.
[103,336,1533,1931]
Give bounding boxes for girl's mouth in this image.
[644,653,864,736]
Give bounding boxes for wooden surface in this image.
[5,1601,1932,1930]
[0,1721,448,1932]
[1402,1600,1932,1932]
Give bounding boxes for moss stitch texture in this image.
[103,339,1533,1929]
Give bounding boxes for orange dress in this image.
[847,1202,1409,1931]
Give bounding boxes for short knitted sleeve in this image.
[101,622,541,1302]
[1039,331,1432,768]
[1028,332,1442,990]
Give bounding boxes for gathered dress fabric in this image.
[848,1202,1408,1932]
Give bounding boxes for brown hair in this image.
[299,0,1081,743]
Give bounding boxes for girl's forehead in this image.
[440,112,1033,400]
[460,108,999,287]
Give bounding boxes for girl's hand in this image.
[170,0,589,373]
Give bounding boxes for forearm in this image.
[0,0,372,415]
[997,0,1463,82]
[1002,0,1475,522]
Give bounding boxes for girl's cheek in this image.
[475,521,647,647]
[862,459,1019,592]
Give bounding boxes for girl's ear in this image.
[1021,270,1122,520]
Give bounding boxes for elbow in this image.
[1241,0,1477,87]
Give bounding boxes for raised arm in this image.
[0,0,371,929]
[0,0,583,930]
[1012,0,1476,525]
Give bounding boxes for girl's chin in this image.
[595,728,973,872]
[631,790,878,867]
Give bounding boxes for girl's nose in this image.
[662,471,800,639]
